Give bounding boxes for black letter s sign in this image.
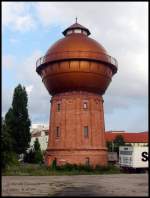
[141,152,148,161]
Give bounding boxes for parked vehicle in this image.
[119,146,148,173]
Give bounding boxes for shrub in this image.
[2,152,19,171]
[34,151,43,164]
[95,164,120,173]
[95,165,109,171]
[23,150,35,163]
[24,139,43,164]
[53,163,93,172]
[33,138,43,164]
[60,163,75,171]
[51,159,57,170]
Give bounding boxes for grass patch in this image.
[2,163,121,176]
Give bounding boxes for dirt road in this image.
[2,174,148,197]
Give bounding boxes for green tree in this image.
[33,138,43,163]
[106,141,113,152]
[51,158,57,170]
[113,135,125,154]
[106,135,125,154]
[4,84,31,155]
[1,118,18,170]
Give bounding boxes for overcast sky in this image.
[2,2,148,132]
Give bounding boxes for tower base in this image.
[45,149,107,167]
[45,91,108,167]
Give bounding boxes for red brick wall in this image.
[45,91,108,167]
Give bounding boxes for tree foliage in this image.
[4,84,31,155]
[106,135,125,154]
[33,138,43,163]
[23,149,35,163]
[1,118,18,170]
[106,141,113,152]
[113,135,125,154]
[24,138,43,164]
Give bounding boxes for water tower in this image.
[36,20,118,167]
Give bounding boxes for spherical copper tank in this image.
[36,23,118,95]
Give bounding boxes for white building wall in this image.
[30,125,49,151]
[125,142,148,147]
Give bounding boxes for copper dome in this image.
[36,22,118,95]
[45,34,108,58]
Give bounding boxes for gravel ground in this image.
[2,174,149,197]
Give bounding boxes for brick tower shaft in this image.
[45,91,107,167]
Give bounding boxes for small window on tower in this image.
[57,104,61,112]
[82,30,88,36]
[56,127,60,138]
[84,126,89,138]
[83,102,88,110]
[74,29,82,33]
[67,30,73,35]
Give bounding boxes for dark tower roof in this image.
[62,22,91,36]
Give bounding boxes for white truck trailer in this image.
[119,146,149,172]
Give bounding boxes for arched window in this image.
[56,127,60,138]
[84,126,89,138]
[83,101,88,110]
[57,103,61,112]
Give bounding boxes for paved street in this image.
[2,174,148,197]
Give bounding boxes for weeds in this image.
[2,162,121,176]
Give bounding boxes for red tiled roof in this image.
[105,132,148,143]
